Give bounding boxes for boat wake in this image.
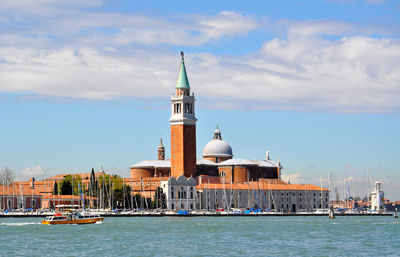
[95,220,103,224]
[0,222,40,226]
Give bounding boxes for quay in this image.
[0,212,393,218]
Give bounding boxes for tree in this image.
[60,179,72,195]
[97,173,131,209]
[88,168,97,197]
[53,182,59,195]
[0,167,15,186]
[152,187,166,209]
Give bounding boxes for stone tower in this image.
[158,138,165,160]
[170,52,197,178]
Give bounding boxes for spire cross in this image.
[180,51,184,61]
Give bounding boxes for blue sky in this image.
[0,0,399,200]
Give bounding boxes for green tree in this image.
[58,175,83,195]
[97,174,131,209]
[60,179,72,195]
[152,187,166,209]
[52,182,58,195]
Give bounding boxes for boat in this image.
[41,212,104,225]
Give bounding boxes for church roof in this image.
[218,158,258,166]
[203,127,233,158]
[257,159,279,168]
[130,160,171,168]
[197,159,218,166]
[176,51,190,89]
[197,180,329,191]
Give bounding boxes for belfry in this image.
[169,52,197,178]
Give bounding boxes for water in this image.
[0,216,399,256]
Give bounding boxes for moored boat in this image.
[41,212,104,225]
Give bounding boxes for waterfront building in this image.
[41,195,98,209]
[160,176,197,210]
[0,185,42,210]
[9,52,330,212]
[130,52,330,212]
[370,181,384,211]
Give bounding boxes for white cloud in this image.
[0,33,399,113]
[20,165,46,179]
[0,5,259,47]
[0,2,399,113]
[281,173,307,184]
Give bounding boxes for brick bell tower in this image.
[170,52,197,178]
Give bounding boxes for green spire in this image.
[176,51,190,89]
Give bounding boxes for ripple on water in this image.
[0,216,399,256]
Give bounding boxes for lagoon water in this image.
[0,216,399,256]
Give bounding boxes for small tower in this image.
[170,52,197,178]
[370,181,384,212]
[158,138,165,160]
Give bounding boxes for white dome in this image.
[203,128,233,158]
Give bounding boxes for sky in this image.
[0,0,399,200]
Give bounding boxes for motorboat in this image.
[41,212,104,225]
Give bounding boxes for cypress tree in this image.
[53,182,58,195]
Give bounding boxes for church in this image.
[129,52,329,212]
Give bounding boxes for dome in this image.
[203,128,233,158]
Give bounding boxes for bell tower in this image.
[158,138,165,160]
[170,52,197,178]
